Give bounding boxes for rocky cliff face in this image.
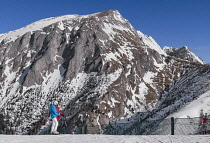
[0,10,207,134]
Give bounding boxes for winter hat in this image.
[54,101,58,105]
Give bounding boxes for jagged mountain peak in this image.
[96,9,120,16]
[163,46,190,52]
[181,46,189,50]
[162,46,175,53]
[163,46,205,64]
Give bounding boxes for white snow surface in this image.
[167,90,210,118]
[41,65,65,94]
[137,31,166,56]
[143,71,156,84]
[0,135,210,143]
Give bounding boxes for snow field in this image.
[167,90,210,118]
[0,135,210,143]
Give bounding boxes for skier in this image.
[50,101,60,135]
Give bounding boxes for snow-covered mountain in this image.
[137,31,166,56]
[163,46,205,64]
[0,9,209,135]
[0,14,99,44]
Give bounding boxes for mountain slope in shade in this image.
[0,9,208,135]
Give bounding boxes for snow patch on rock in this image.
[137,31,166,56]
[41,65,65,94]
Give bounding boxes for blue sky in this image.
[0,0,209,63]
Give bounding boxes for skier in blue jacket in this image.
[50,101,60,134]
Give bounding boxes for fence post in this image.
[84,124,87,134]
[171,117,174,135]
[108,122,111,135]
[137,120,141,135]
[108,122,113,135]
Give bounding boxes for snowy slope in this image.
[0,135,210,143]
[137,30,166,56]
[167,90,210,118]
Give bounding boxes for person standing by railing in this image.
[50,101,60,135]
[201,113,207,135]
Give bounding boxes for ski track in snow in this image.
[0,135,210,143]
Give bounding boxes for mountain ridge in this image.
[163,46,205,64]
[0,10,123,44]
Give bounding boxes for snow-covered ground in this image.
[167,90,210,118]
[0,135,210,143]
